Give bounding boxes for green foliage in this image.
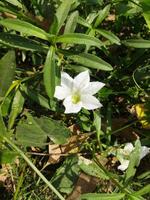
[0,0,149,199]
[0,50,16,97]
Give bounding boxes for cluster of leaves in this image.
[0,0,150,199]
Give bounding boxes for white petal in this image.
[61,72,73,88]
[54,86,70,100]
[118,160,129,171]
[82,82,105,95]
[81,94,102,110]
[140,146,149,159]
[63,96,82,113]
[124,143,134,154]
[73,70,90,90]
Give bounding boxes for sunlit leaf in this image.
[68,52,113,71]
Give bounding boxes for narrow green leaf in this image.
[0,109,6,137]
[64,11,79,33]
[50,0,74,34]
[128,194,145,200]
[123,39,150,48]
[94,4,111,28]
[133,184,150,196]
[96,29,120,45]
[8,89,24,130]
[44,46,56,98]
[0,19,54,41]
[5,0,22,8]
[0,50,16,97]
[68,52,113,71]
[0,33,48,52]
[80,193,125,200]
[56,33,103,48]
[77,16,92,28]
[79,159,109,180]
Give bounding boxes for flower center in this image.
[72,93,81,104]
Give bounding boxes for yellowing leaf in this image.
[135,104,150,129]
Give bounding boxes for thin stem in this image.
[112,120,138,135]
[3,136,65,200]
[93,156,131,194]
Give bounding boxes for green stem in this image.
[3,136,65,200]
[112,120,138,135]
[93,156,131,194]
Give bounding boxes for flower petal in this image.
[61,72,73,88]
[81,94,102,110]
[63,96,82,113]
[82,82,105,95]
[124,143,134,154]
[54,86,71,100]
[73,70,90,90]
[118,160,129,171]
[140,146,149,159]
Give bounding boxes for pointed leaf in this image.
[0,33,48,52]
[0,50,16,97]
[80,193,125,200]
[50,0,74,34]
[44,46,56,98]
[8,89,25,130]
[94,4,111,27]
[96,29,120,45]
[64,11,79,33]
[68,53,113,71]
[123,39,150,48]
[56,33,103,48]
[0,19,54,41]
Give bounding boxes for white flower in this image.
[117,143,149,171]
[54,70,105,114]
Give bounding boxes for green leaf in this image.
[124,140,141,184]
[50,0,74,34]
[77,16,92,28]
[123,39,150,48]
[0,33,48,52]
[35,116,70,144]
[20,85,51,110]
[79,158,109,180]
[44,46,56,98]
[80,193,125,200]
[96,29,120,45]
[8,89,25,130]
[0,50,16,97]
[55,33,103,48]
[141,0,150,29]
[16,114,70,147]
[5,0,22,8]
[64,10,79,33]
[0,19,54,41]
[0,150,18,164]
[133,184,150,196]
[128,194,145,200]
[68,53,113,71]
[51,156,80,194]
[94,4,111,28]
[0,109,6,137]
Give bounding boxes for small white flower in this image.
[54,70,105,114]
[117,143,149,171]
